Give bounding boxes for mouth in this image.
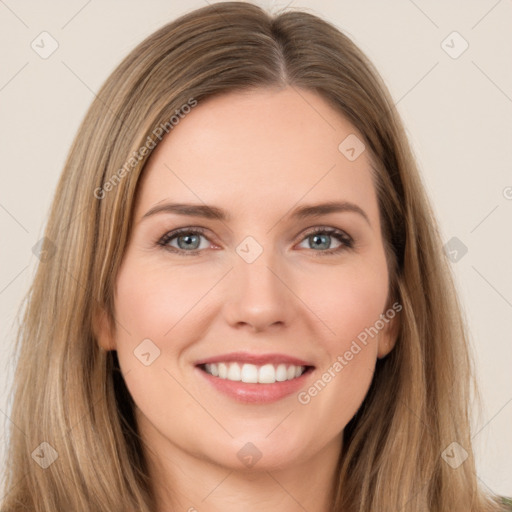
[199,362,311,384]
[195,352,315,403]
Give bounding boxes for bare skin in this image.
[96,86,398,512]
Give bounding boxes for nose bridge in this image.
[234,237,283,299]
[223,235,293,330]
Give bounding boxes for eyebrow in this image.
[141,200,371,226]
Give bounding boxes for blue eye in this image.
[298,227,354,255]
[157,226,354,256]
[158,227,210,255]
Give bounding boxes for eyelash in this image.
[156,226,354,257]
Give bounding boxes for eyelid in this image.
[157,226,213,249]
[157,225,355,255]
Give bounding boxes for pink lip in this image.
[196,366,314,404]
[194,352,315,404]
[195,351,313,367]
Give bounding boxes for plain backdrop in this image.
[1,0,511,498]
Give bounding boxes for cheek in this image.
[111,259,215,437]
[298,253,389,420]
[113,257,212,345]
[313,254,390,353]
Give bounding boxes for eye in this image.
[157,226,354,256]
[157,227,211,255]
[296,226,354,255]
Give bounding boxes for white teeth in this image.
[275,364,288,382]
[240,363,258,383]
[227,362,241,381]
[204,363,219,377]
[218,362,228,379]
[259,364,276,384]
[203,362,307,383]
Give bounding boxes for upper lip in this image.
[195,351,314,367]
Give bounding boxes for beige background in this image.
[1,0,511,497]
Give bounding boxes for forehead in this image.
[134,87,379,222]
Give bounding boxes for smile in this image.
[201,362,307,384]
[195,352,315,403]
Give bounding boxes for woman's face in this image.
[98,86,398,472]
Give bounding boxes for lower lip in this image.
[196,367,313,404]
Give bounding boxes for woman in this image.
[1,2,509,511]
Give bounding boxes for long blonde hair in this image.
[1,2,506,511]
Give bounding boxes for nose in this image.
[222,250,297,333]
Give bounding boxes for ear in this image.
[377,308,401,359]
[92,305,117,351]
